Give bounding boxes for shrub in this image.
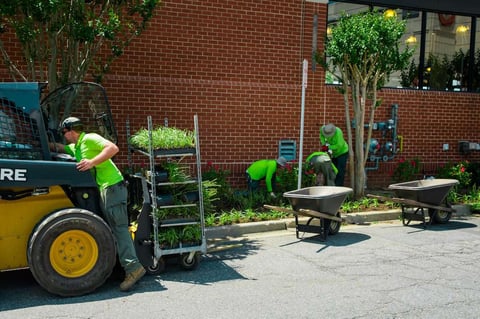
[391,157,421,182]
[202,161,234,212]
[437,161,472,198]
[276,160,316,193]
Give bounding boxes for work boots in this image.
[120,266,146,292]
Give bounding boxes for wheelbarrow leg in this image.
[295,214,300,239]
[402,206,428,228]
[321,218,330,241]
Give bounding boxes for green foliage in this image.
[400,59,418,88]
[202,162,234,212]
[341,196,399,213]
[130,126,195,150]
[323,10,414,88]
[201,179,220,214]
[0,0,161,88]
[437,161,477,203]
[391,157,421,183]
[437,161,472,192]
[157,228,180,248]
[204,208,292,227]
[156,224,202,248]
[276,161,316,193]
[180,225,202,243]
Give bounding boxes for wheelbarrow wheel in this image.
[429,208,452,224]
[328,212,341,235]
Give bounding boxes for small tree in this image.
[0,0,161,91]
[318,10,414,199]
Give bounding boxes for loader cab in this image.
[40,82,118,148]
[0,82,118,214]
[0,81,117,161]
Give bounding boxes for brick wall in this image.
[1,1,480,189]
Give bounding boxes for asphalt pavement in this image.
[3,210,479,319]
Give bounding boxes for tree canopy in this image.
[318,10,414,198]
[0,0,161,91]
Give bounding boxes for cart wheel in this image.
[328,212,341,235]
[145,257,166,275]
[429,208,452,224]
[179,252,201,270]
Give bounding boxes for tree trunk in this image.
[352,83,366,199]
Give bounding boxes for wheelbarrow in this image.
[367,179,459,228]
[265,186,353,240]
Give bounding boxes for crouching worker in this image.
[246,156,287,197]
[306,151,337,186]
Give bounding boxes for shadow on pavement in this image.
[403,219,478,233]
[281,230,371,253]
[0,238,262,311]
[162,238,262,285]
[0,266,167,312]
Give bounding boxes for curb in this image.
[205,209,403,239]
[205,207,474,240]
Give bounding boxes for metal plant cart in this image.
[127,115,206,274]
[266,186,353,240]
[368,179,458,228]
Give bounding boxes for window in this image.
[327,2,480,92]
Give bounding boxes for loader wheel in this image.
[28,208,116,297]
[179,252,201,270]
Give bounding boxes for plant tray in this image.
[130,146,196,157]
[152,147,196,156]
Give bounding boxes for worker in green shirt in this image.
[246,156,287,197]
[320,123,349,186]
[57,117,146,292]
[305,151,338,186]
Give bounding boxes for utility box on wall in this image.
[459,141,480,154]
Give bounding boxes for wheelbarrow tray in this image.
[388,179,458,205]
[283,186,353,215]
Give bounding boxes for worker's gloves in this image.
[321,145,329,152]
[270,192,276,198]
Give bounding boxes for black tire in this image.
[179,252,201,270]
[27,208,117,297]
[146,257,166,275]
[429,208,452,224]
[328,212,341,235]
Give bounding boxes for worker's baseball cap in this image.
[322,123,336,138]
[60,117,83,131]
[276,156,287,167]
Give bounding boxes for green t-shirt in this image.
[320,127,349,158]
[65,132,123,190]
[246,159,278,192]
